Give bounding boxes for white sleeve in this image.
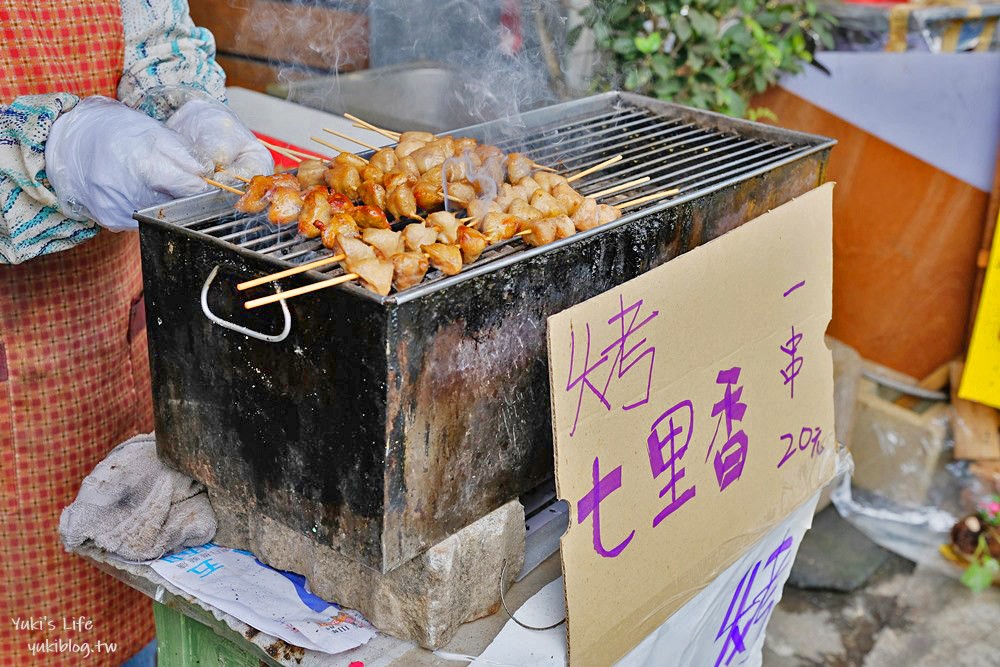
[116,0,228,109]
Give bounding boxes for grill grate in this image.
[170,97,828,291]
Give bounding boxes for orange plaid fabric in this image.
[0,1,124,100]
[0,231,155,665]
[0,2,156,663]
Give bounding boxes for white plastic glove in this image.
[166,98,274,183]
[46,96,213,231]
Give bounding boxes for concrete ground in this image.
[763,508,1000,666]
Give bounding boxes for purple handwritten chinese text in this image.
[714,535,795,666]
[777,426,824,469]
[780,325,804,399]
[577,457,635,558]
[566,323,611,437]
[707,368,749,491]
[565,295,660,436]
[647,400,697,527]
[782,280,805,297]
[601,295,660,411]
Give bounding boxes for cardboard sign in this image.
[548,184,837,667]
[960,210,1000,410]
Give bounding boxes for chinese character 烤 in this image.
[564,296,660,436]
[566,322,611,437]
[600,295,659,411]
[714,535,795,666]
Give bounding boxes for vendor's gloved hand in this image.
[46,96,213,231]
[166,98,274,183]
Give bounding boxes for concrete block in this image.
[208,490,525,648]
[787,506,889,592]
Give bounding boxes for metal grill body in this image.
[136,93,833,573]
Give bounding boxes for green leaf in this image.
[673,15,692,42]
[634,32,663,55]
[722,88,746,118]
[748,106,779,123]
[816,27,835,50]
[648,0,669,17]
[753,69,767,93]
[653,78,682,99]
[624,64,652,91]
[584,0,836,117]
[689,9,718,37]
[651,53,672,79]
[567,24,584,49]
[763,42,782,65]
[608,3,634,23]
[757,11,779,29]
[612,35,638,57]
[961,560,997,594]
[790,31,806,55]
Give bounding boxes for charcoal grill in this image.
[135,92,834,573]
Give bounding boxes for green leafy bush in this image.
[573,0,836,119]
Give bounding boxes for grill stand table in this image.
[72,545,564,667]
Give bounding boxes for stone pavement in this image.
[763,508,1000,666]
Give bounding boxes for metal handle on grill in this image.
[201,265,292,343]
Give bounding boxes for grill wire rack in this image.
[161,94,831,294]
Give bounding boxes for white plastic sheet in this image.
[150,544,376,654]
[473,493,821,667]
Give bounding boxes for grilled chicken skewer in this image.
[220,125,673,298]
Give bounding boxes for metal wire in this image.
[190,100,820,290]
[498,559,566,631]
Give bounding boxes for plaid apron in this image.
[0,2,156,664]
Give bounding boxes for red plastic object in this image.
[252,131,331,170]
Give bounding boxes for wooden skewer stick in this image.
[567,155,623,183]
[344,112,400,137]
[615,188,681,210]
[352,122,401,142]
[216,169,251,184]
[237,254,347,291]
[259,140,303,163]
[245,273,360,310]
[532,163,558,173]
[322,128,381,152]
[345,113,401,141]
[203,177,245,196]
[264,144,331,162]
[310,136,370,163]
[589,177,651,200]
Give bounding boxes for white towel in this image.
[59,433,216,562]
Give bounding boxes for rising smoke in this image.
[242,0,591,139]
